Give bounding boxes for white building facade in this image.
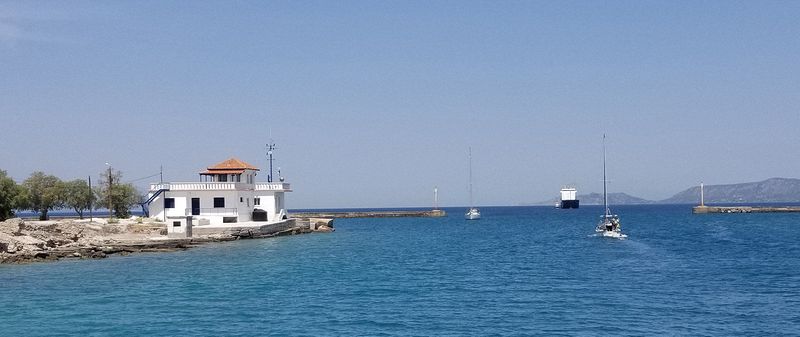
[146,158,292,226]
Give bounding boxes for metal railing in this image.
[149,182,291,192]
[255,182,292,191]
[150,182,252,191]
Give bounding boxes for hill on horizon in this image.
[661,177,800,204]
[530,177,800,205]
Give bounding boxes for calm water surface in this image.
[2,205,799,336]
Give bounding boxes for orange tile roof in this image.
[199,169,247,175]
[208,158,259,170]
[199,158,260,175]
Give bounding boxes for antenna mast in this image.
[266,141,277,183]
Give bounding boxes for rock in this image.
[101,246,121,254]
[0,232,46,253]
[0,218,24,235]
[315,225,334,233]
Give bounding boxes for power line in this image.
[125,172,161,183]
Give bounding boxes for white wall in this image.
[147,177,289,225]
[150,190,252,226]
[254,191,287,221]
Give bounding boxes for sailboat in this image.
[595,135,626,238]
[465,147,481,220]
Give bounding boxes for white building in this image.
[145,158,292,227]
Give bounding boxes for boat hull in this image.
[465,208,481,220]
[560,200,579,209]
[598,230,627,239]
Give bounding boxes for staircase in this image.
[139,188,169,217]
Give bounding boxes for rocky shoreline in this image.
[0,217,334,264]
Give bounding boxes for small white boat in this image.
[596,214,627,239]
[465,207,481,220]
[465,147,481,220]
[595,135,626,239]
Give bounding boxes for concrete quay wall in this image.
[192,219,298,237]
[291,209,446,219]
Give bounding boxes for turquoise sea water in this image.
[2,205,799,336]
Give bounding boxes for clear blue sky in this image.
[1,1,798,208]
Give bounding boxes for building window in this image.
[254,197,260,206]
[214,197,225,208]
[173,221,181,227]
[218,175,227,182]
[164,198,175,209]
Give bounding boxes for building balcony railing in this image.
[184,208,238,216]
[150,182,253,191]
[255,182,292,191]
[150,182,291,192]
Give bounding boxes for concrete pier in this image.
[291,209,446,219]
[693,206,800,214]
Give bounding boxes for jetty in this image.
[693,206,800,214]
[0,217,334,264]
[291,209,446,219]
[691,182,800,213]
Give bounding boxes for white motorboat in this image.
[465,207,481,220]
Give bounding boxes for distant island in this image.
[530,178,800,205]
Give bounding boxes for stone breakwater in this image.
[0,217,334,264]
[692,206,800,214]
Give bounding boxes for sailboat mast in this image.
[468,147,474,208]
[603,134,609,217]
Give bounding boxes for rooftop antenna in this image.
[266,140,277,183]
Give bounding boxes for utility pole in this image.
[88,175,93,222]
[106,163,112,218]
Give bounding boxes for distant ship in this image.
[559,186,580,209]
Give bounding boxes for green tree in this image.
[0,170,22,221]
[94,169,141,218]
[21,171,65,220]
[64,179,94,219]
